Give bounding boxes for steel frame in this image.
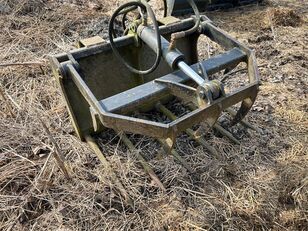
[50,16,259,141]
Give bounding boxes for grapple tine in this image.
[156,103,220,159]
[187,128,221,160]
[226,108,261,132]
[170,149,194,173]
[85,135,132,204]
[136,111,194,173]
[213,124,240,145]
[158,138,194,173]
[119,133,167,192]
[229,88,258,126]
[187,104,240,145]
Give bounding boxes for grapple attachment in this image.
[50,0,259,196]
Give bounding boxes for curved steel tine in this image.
[158,138,193,173]
[229,88,258,126]
[85,135,132,204]
[213,124,240,145]
[119,132,167,192]
[227,108,261,132]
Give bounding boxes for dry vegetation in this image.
[0,0,307,230]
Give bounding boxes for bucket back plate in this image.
[50,20,199,139]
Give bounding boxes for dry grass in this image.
[0,0,307,230]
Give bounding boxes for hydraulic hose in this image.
[169,0,200,50]
[121,5,139,31]
[163,0,168,17]
[108,0,162,75]
[121,0,151,31]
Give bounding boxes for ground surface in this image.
[0,0,307,230]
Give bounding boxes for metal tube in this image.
[177,61,205,86]
[137,25,184,69]
[137,25,206,87]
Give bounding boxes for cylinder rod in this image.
[137,25,206,87]
[177,61,205,86]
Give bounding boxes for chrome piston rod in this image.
[137,25,206,87]
[177,61,205,86]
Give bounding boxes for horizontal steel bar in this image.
[99,47,246,114]
[69,54,257,139]
[67,45,255,139]
[53,18,196,63]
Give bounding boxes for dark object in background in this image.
[164,0,263,16]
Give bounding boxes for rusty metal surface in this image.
[157,16,181,25]
[78,36,105,48]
